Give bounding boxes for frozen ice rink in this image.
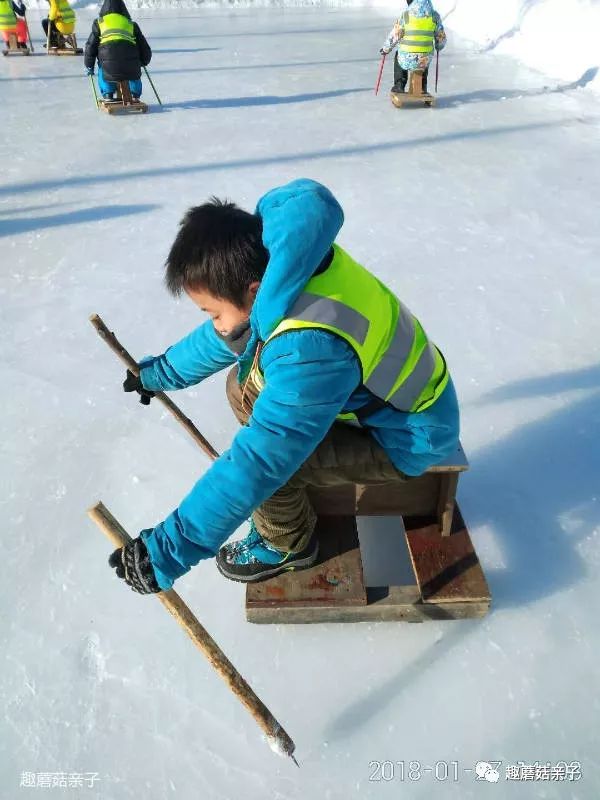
[2,6,600,798]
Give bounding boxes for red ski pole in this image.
[375,53,386,96]
[435,50,440,93]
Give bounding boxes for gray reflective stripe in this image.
[0,13,16,22]
[404,29,435,37]
[287,292,369,346]
[402,37,434,46]
[365,302,415,399]
[388,342,436,411]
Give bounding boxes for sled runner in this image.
[2,31,29,55]
[246,443,491,623]
[391,69,435,108]
[99,80,148,114]
[46,32,82,55]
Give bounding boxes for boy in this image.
[380,0,446,95]
[108,179,460,594]
[42,0,75,49]
[84,0,151,102]
[0,0,27,50]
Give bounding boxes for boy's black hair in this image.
[165,199,269,308]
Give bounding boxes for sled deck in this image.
[99,80,148,114]
[391,69,435,108]
[2,32,30,55]
[246,443,491,623]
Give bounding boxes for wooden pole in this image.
[24,15,34,52]
[374,53,386,96]
[89,314,219,461]
[143,66,162,105]
[89,73,100,109]
[88,501,298,764]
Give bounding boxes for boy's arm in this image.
[141,330,360,589]
[48,0,57,21]
[133,22,152,66]
[84,20,99,69]
[381,18,405,54]
[139,319,236,393]
[433,12,447,51]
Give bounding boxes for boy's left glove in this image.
[86,66,94,76]
[123,369,155,405]
[108,536,161,594]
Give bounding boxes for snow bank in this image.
[432,0,600,91]
[26,0,600,91]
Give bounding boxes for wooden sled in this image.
[391,69,435,108]
[99,80,148,115]
[46,32,82,55]
[246,443,491,623]
[2,31,30,56]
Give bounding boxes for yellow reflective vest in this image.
[251,244,449,421]
[399,11,436,55]
[0,0,17,32]
[49,0,75,34]
[99,12,136,46]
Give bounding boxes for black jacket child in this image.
[84,0,151,83]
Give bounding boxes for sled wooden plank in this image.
[100,100,148,115]
[404,505,490,603]
[246,516,367,611]
[308,473,441,518]
[391,91,435,108]
[247,586,489,624]
[47,47,82,55]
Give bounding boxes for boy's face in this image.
[186,282,260,336]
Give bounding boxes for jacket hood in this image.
[253,179,344,341]
[408,0,434,17]
[99,0,131,19]
[235,179,344,376]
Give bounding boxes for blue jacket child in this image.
[108,179,460,593]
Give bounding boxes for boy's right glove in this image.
[379,48,388,56]
[123,369,155,405]
[86,66,94,76]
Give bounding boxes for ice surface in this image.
[1,5,600,799]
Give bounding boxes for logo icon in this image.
[475,761,501,783]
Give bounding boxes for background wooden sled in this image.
[47,32,82,55]
[2,31,30,55]
[100,80,148,115]
[246,443,490,623]
[391,69,435,108]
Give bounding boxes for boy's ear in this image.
[248,281,261,300]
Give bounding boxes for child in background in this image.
[84,0,151,101]
[42,0,76,49]
[0,0,28,50]
[380,0,446,94]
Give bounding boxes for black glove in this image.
[123,369,155,405]
[108,536,161,594]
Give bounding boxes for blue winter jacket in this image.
[139,179,459,590]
